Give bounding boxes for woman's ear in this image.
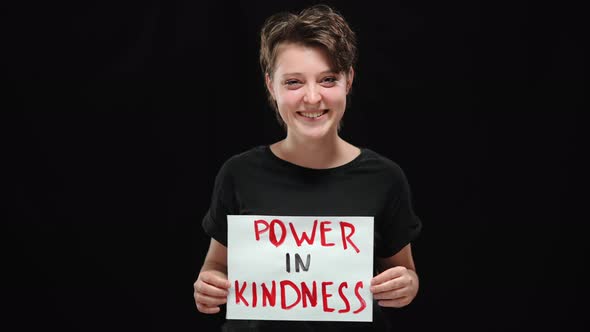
[346,67,355,94]
[265,73,275,100]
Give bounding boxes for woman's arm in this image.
[201,238,229,275]
[194,239,231,314]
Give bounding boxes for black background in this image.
[6,0,587,331]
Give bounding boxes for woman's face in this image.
[266,43,353,141]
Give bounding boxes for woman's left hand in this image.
[370,266,419,308]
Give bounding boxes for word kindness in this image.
[227,215,373,321]
[234,279,367,313]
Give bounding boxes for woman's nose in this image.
[303,85,321,104]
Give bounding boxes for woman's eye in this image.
[285,80,301,86]
[321,77,338,86]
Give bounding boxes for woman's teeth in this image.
[299,111,327,118]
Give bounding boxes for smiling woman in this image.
[265,43,352,143]
[194,4,423,332]
[259,5,357,133]
[257,5,359,168]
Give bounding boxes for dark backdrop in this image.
[6,0,586,331]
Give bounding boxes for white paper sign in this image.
[227,215,374,322]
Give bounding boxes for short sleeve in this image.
[375,166,422,258]
[202,160,237,247]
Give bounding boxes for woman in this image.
[194,4,422,331]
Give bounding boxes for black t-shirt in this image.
[202,145,422,332]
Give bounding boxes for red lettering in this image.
[261,281,276,307]
[237,279,365,313]
[235,280,249,306]
[254,220,269,241]
[289,220,318,246]
[269,219,287,247]
[353,281,366,314]
[252,282,257,307]
[321,281,335,312]
[339,222,360,253]
[337,282,350,313]
[320,221,335,247]
[301,281,318,308]
[280,280,301,310]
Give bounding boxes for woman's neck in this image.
[271,133,359,169]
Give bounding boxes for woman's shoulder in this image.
[358,147,410,183]
[360,148,404,171]
[218,145,269,172]
[231,145,268,162]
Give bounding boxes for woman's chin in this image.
[292,124,335,140]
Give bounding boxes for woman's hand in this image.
[194,270,231,314]
[370,265,419,308]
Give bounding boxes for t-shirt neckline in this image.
[262,145,365,174]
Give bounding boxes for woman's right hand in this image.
[194,270,231,314]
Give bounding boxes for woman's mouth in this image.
[296,110,329,120]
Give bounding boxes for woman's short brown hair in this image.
[259,4,358,129]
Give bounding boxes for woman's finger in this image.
[195,280,230,297]
[195,293,228,307]
[200,272,231,289]
[373,288,408,300]
[377,296,411,308]
[370,276,407,294]
[196,303,221,314]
